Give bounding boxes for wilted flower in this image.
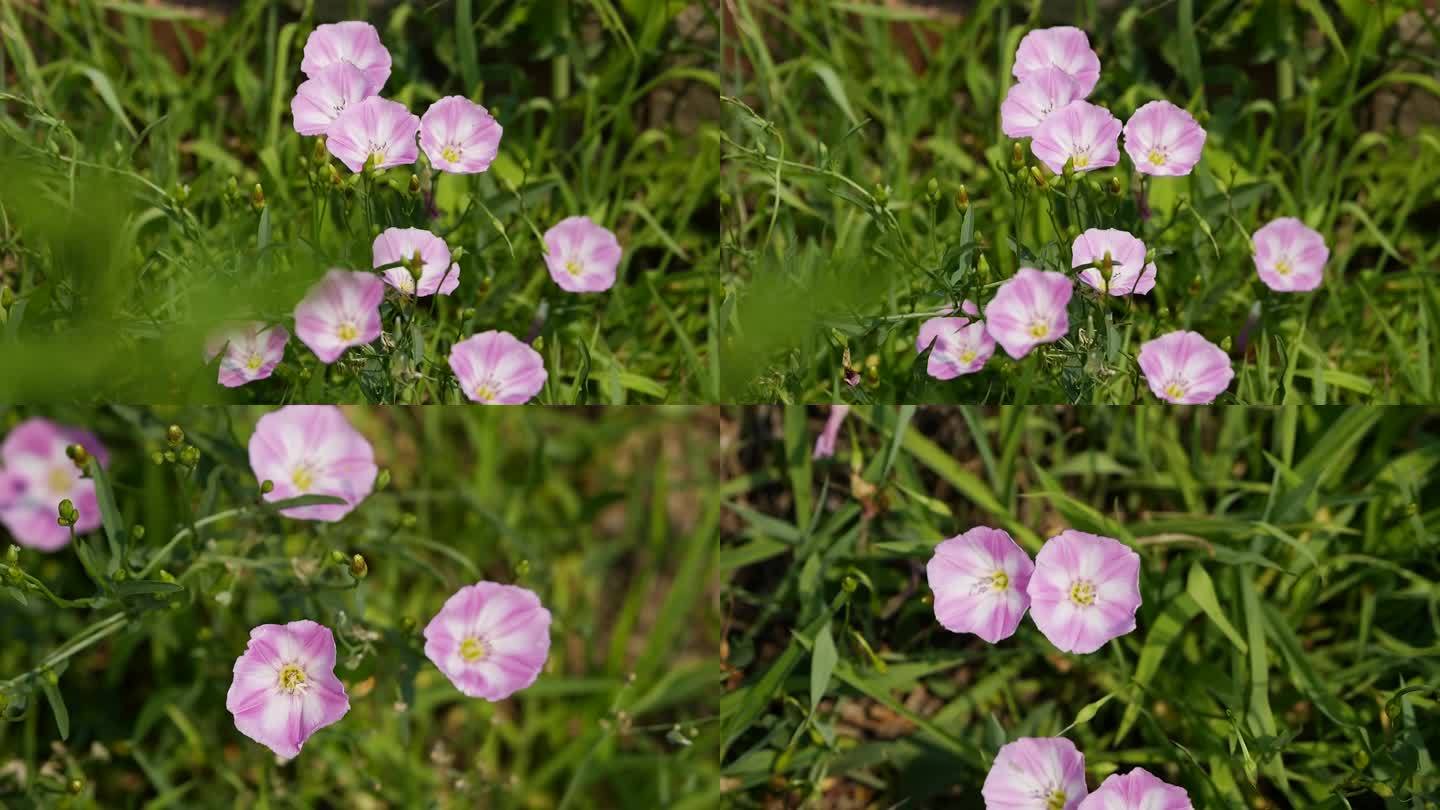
[325,97,420,173]
[1013,26,1101,97]
[983,736,1089,810]
[205,322,289,388]
[300,21,391,95]
[248,406,378,522]
[1071,229,1156,296]
[1137,331,1234,405]
[916,315,995,379]
[1076,768,1194,810]
[226,620,350,759]
[294,269,384,364]
[1030,100,1121,174]
[1027,531,1141,654]
[419,96,503,174]
[812,405,850,459]
[1122,100,1206,176]
[543,216,622,293]
[926,527,1034,643]
[1001,67,1083,139]
[448,331,547,404]
[0,420,109,551]
[983,268,1073,359]
[372,227,460,297]
[1252,217,1328,292]
[290,62,372,137]
[423,581,552,700]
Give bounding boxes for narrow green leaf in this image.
[41,679,69,740]
[809,621,837,715]
[1186,563,1247,653]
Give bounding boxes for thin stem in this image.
[136,507,250,579]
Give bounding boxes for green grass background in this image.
[0,1,719,403]
[0,406,718,808]
[722,405,1439,807]
[720,1,1440,403]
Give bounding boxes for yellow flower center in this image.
[959,350,977,364]
[1069,580,1096,607]
[277,664,307,693]
[48,466,74,494]
[459,637,488,662]
[1046,790,1068,810]
[245,353,264,371]
[1148,149,1166,165]
[368,151,386,168]
[1027,320,1049,339]
[291,466,315,493]
[564,259,584,277]
[1164,382,1187,400]
[336,322,359,342]
[1274,258,1292,276]
[1071,153,1089,169]
[474,384,497,402]
[441,145,462,163]
[989,571,1009,591]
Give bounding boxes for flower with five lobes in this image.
[1252,217,1328,292]
[1030,100,1122,174]
[0,419,109,551]
[294,269,384,364]
[420,96,503,174]
[205,321,290,388]
[1071,229,1156,296]
[290,62,372,137]
[1076,768,1194,810]
[1137,331,1234,405]
[983,268,1073,359]
[926,527,1034,644]
[225,620,350,760]
[543,216,623,293]
[325,96,420,173]
[448,331,548,404]
[812,405,850,460]
[372,227,460,297]
[983,736,1089,809]
[1027,531,1141,654]
[1122,100,1206,177]
[248,406,378,522]
[918,301,995,379]
[1012,26,1101,97]
[423,581,552,700]
[300,21,392,95]
[1001,67,1083,139]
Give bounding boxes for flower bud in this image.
[57,499,77,526]
[166,425,184,446]
[955,185,969,212]
[350,554,368,578]
[329,550,347,565]
[69,778,83,795]
[251,183,265,211]
[1062,156,1075,183]
[260,479,275,494]
[926,177,939,201]
[1030,166,1047,188]
[4,545,17,564]
[180,445,200,467]
[226,176,239,199]
[376,469,391,490]
[328,164,343,187]
[400,513,418,528]
[66,444,90,470]
[151,451,165,465]
[516,559,531,576]
[408,174,421,195]
[0,286,13,308]
[132,525,145,541]
[1011,142,1024,167]
[872,184,888,206]
[157,569,175,583]
[532,336,545,352]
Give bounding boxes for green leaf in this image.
[262,494,349,511]
[41,679,69,740]
[86,457,127,572]
[1186,563,1247,653]
[809,621,837,715]
[806,61,858,126]
[456,0,479,92]
[114,580,185,597]
[74,65,138,137]
[1115,593,1200,743]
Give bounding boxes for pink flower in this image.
[205,321,289,388]
[1027,531,1141,654]
[1071,229,1155,296]
[0,419,109,552]
[300,21,391,95]
[926,527,1034,644]
[1122,100,1206,177]
[1076,768,1193,810]
[423,581,552,700]
[1013,26,1101,97]
[1001,68,1083,139]
[917,316,995,379]
[294,269,384,364]
[419,96,503,174]
[543,216,622,293]
[1031,101,1121,174]
[448,331,547,404]
[248,406,378,522]
[1137,331,1233,405]
[983,736,1089,810]
[226,620,350,760]
[812,405,850,459]
[983,268,1073,359]
[290,62,372,137]
[1252,217,1327,292]
[372,227,460,297]
[324,96,419,173]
